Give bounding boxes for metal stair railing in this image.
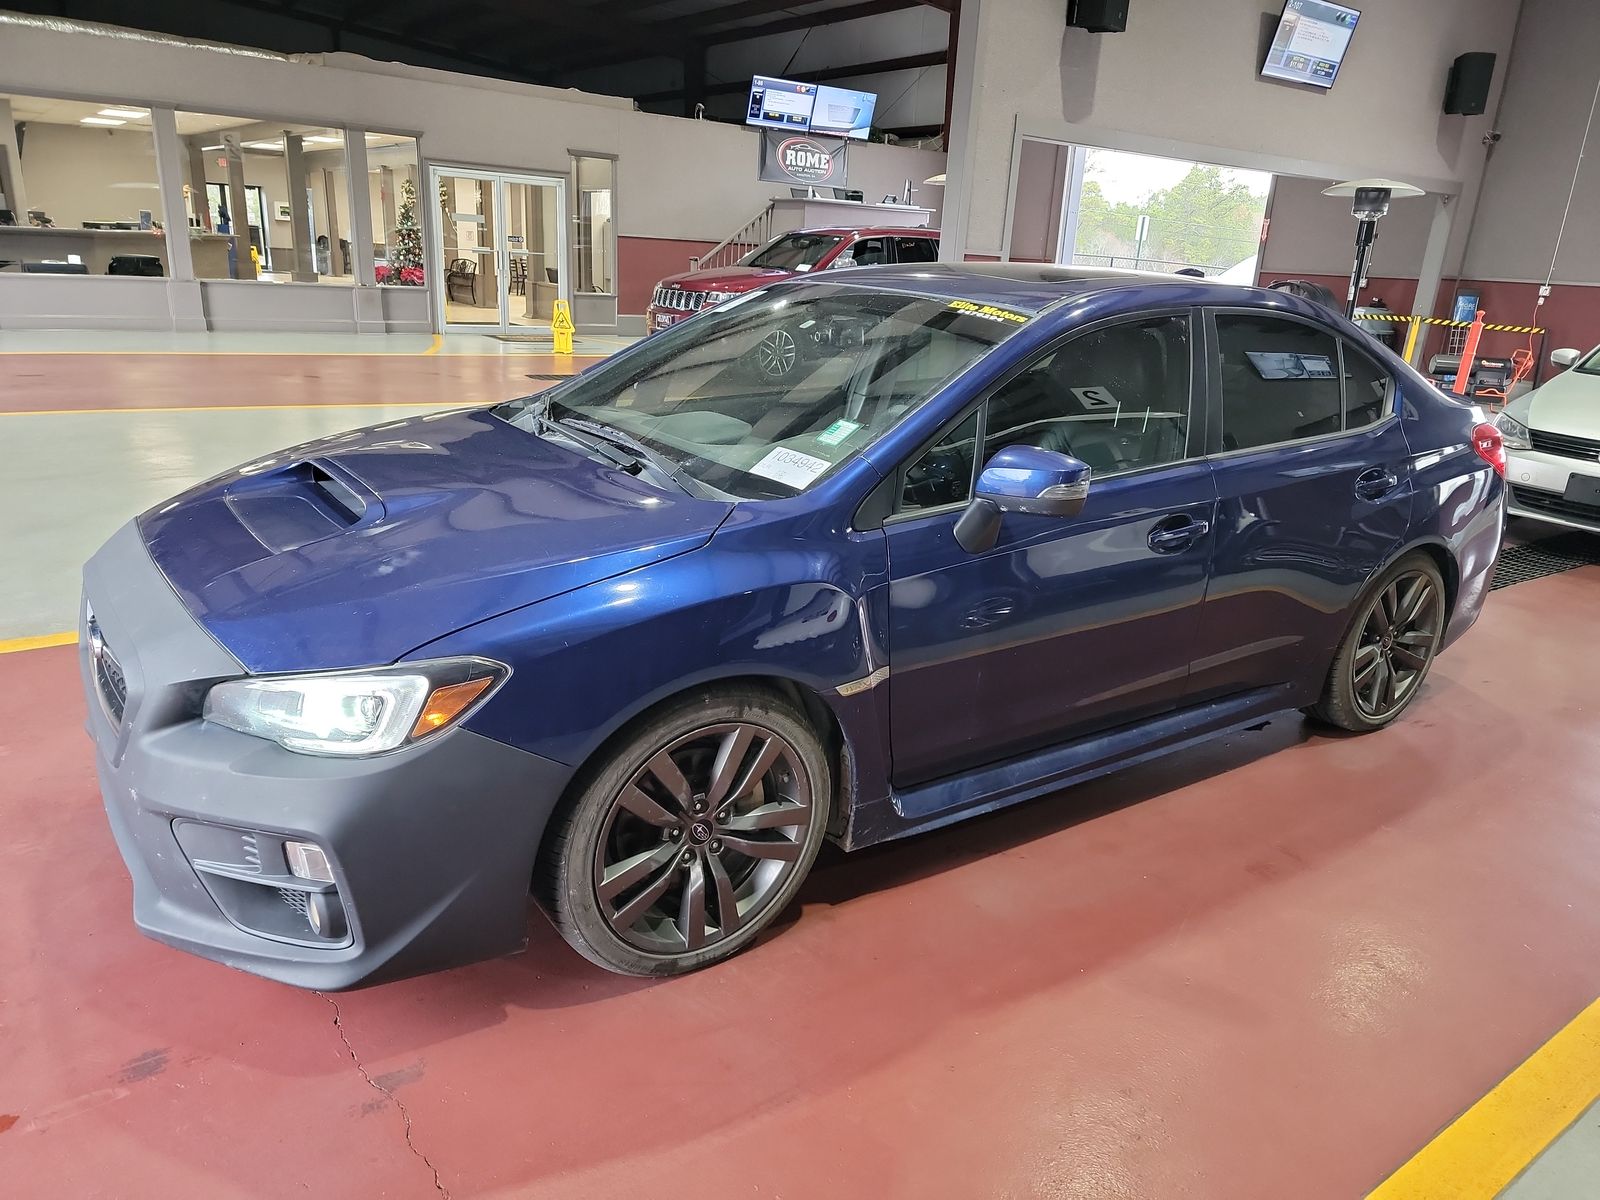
[690,201,777,272]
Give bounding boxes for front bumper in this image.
[1505,447,1600,532]
[646,304,691,333]
[81,521,572,989]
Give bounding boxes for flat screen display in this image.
[1260,0,1360,90]
[746,75,817,131]
[809,85,877,140]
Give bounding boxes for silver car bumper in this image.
[1505,446,1600,533]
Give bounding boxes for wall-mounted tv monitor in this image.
[809,85,877,140]
[746,75,817,131]
[1260,0,1360,90]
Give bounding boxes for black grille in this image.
[1529,428,1600,461]
[1511,484,1600,526]
[277,888,310,916]
[95,643,128,724]
[1491,532,1600,589]
[651,286,710,313]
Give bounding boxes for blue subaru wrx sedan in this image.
[81,265,1505,986]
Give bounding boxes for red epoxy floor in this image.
[4,568,1600,1198]
[1,352,577,414]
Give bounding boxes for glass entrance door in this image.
[434,167,567,333]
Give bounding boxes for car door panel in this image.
[886,465,1217,786]
[1186,311,1413,704]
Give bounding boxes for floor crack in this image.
[318,992,451,1199]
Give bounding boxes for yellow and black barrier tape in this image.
[1353,313,1544,334]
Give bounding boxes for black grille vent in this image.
[1491,533,1600,590]
[1529,428,1600,461]
[277,888,310,916]
[95,643,128,724]
[1511,485,1600,526]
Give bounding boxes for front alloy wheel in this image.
[536,688,831,976]
[595,723,812,954]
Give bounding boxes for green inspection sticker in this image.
[816,419,862,447]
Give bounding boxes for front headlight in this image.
[1494,411,1532,449]
[202,657,506,757]
[702,290,739,306]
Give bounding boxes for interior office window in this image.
[0,92,161,276]
[894,235,939,264]
[572,154,615,294]
[983,315,1192,476]
[899,410,981,512]
[177,113,351,282]
[1215,314,1341,451]
[1342,342,1393,430]
[368,133,422,286]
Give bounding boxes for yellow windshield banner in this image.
[947,299,1028,324]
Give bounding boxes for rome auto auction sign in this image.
[758,129,849,188]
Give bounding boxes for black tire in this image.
[1309,552,1447,732]
[534,685,832,976]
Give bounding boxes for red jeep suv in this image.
[648,226,940,334]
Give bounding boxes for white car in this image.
[1498,346,1600,532]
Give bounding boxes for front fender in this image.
[408,530,893,816]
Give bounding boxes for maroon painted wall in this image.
[617,236,719,316]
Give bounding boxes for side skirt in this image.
[841,685,1300,850]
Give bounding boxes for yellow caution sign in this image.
[551,299,575,355]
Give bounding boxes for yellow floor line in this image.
[0,631,77,655]
[1368,995,1600,1198]
[423,333,443,355]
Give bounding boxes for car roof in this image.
[797,261,1238,314]
[784,226,939,238]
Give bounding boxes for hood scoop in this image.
[223,461,378,554]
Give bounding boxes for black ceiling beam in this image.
[533,0,939,79]
[423,0,700,59]
[205,0,541,81]
[635,48,946,103]
[704,0,925,45]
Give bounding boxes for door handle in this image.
[1148,515,1210,553]
[1355,466,1400,500]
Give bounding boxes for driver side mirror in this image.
[954,445,1092,554]
[1552,347,1581,368]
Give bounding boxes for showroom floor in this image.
[3,333,1599,1198]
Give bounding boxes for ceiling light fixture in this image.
[98,107,149,120]
[80,116,126,126]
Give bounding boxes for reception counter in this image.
[0,225,235,276]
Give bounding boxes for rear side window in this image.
[1215,314,1341,451]
[1342,342,1393,429]
[895,236,940,264]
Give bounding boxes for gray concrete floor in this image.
[0,404,450,640]
[1501,1100,1600,1198]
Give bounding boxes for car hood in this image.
[658,265,792,291]
[1515,369,1600,436]
[139,409,733,674]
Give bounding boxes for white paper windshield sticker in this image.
[751,447,832,489]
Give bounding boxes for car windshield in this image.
[743,233,844,272]
[1576,347,1600,375]
[494,286,1026,500]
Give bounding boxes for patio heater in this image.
[1322,178,1424,318]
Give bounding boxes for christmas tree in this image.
[388,178,424,285]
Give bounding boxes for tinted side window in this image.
[982,315,1192,476]
[895,236,940,264]
[838,237,892,268]
[898,409,980,512]
[1215,315,1342,451]
[1343,342,1393,429]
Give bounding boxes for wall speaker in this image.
[1444,52,1496,116]
[1067,0,1129,33]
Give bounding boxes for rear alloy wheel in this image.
[536,689,830,976]
[1310,554,1446,732]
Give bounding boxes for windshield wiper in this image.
[538,404,703,498]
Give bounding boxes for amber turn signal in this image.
[410,676,496,740]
